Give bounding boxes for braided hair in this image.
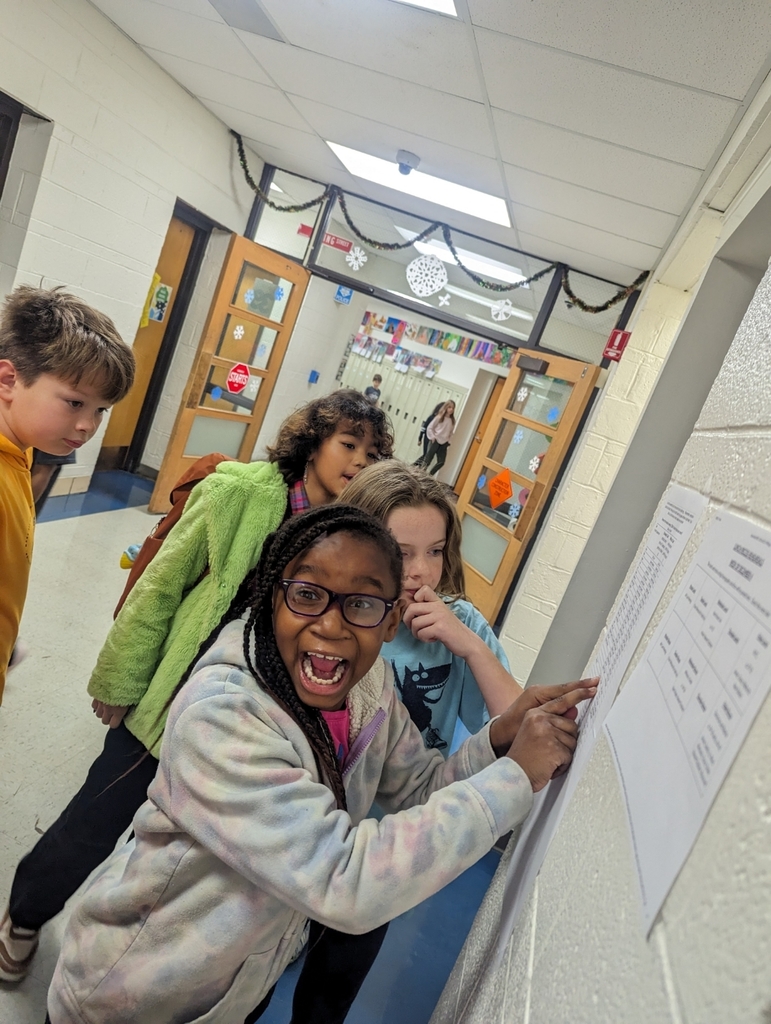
[163,506,401,808]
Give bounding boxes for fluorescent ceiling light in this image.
[394,226,525,285]
[443,284,533,321]
[391,0,458,14]
[386,289,435,309]
[269,182,284,193]
[327,142,510,227]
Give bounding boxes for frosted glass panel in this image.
[232,262,292,322]
[490,421,550,481]
[461,514,508,581]
[184,416,246,458]
[508,373,572,427]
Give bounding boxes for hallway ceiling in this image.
[89,0,771,284]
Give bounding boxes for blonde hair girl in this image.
[342,461,523,754]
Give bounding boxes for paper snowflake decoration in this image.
[516,387,529,403]
[508,503,522,520]
[513,426,524,445]
[274,286,284,301]
[233,325,245,340]
[491,299,514,321]
[406,254,448,298]
[244,289,255,305]
[346,246,368,271]
[546,405,560,424]
[438,293,450,306]
[529,455,541,473]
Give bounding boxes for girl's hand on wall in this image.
[489,678,598,757]
[403,586,476,657]
[504,687,596,791]
[91,698,130,729]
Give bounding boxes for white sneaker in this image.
[0,908,39,982]
[7,641,29,672]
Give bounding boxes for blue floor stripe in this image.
[37,470,155,523]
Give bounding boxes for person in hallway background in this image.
[0,391,393,1014]
[0,285,134,708]
[419,400,455,476]
[417,400,443,463]
[364,373,382,405]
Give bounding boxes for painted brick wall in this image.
[0,0,261,477]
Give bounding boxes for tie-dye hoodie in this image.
[49,618,533,1024]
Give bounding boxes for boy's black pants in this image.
[23,723,388,1024]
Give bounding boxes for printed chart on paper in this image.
[605,511,771,931]
[494,484,707,953]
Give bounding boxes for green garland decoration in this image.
[561,266,649,314]
[232,131,331,213]
[233,131,649,311]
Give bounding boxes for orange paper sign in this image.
[488,469,513,509]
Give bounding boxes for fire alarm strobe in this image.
[226,362,250,394]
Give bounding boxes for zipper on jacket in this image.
[342,708,387,777]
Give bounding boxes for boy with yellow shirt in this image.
[0,287,135,703]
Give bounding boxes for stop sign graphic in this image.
[226,362,250,394]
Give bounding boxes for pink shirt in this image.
[427,415,454,445]
[321,706,350,762]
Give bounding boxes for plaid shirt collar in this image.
[289,478,311,516]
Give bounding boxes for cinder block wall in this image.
[0,0,260,479]
[431,257,771,1023]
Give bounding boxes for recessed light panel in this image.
[391,0,458,15]
[327,142,510,228]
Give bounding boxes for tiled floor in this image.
[0,476,497,1024]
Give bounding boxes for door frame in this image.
[126,200,216,473]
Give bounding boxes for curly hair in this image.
[340,461,466,600]
[0,286,135,403]
[266,389,395,485]
[167,506,402,811]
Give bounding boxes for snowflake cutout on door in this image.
[491,299,514,321]
[512,426,524,445]
[546,405,560,425]
[516,387,529,403]
[346,246,368,271]
[507,503,522,521]
[406,254,448,298]
[274,286,284,301]
[438,293,450,306]
[529,455,541,474]
[233,325,245,340]
[244,289,255,305]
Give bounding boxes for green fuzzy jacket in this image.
[88,460,288,756]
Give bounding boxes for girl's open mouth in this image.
[300,652,350,695]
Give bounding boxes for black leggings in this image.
[26,725,388,1024]
[421,440,449,476]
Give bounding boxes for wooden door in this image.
[455,349,601,622]
[149,235,310,512]
[101,217,195,458]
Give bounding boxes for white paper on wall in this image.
[495,484,707,955]
[605,510,771,932]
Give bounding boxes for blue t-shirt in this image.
[382,599,510,756]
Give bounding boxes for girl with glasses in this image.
[46,506,594,1024]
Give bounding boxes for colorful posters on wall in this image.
[360,310,515,368]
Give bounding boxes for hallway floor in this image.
[0,473,496,1024]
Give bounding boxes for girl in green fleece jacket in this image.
[0,390,393,995]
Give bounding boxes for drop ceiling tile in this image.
[291,97,504,194]
[143,0,224,20]
[476,28,740,167]
[512,205,660,274]
[203,99,317,150]
[469,0,771,100]
[503,165,677,247]
[492,109,703,214]
[237,31,496,156]
[517,232,643,283]
[143,50,306,127]
[258,0,483,102]
[90,0,265,79]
